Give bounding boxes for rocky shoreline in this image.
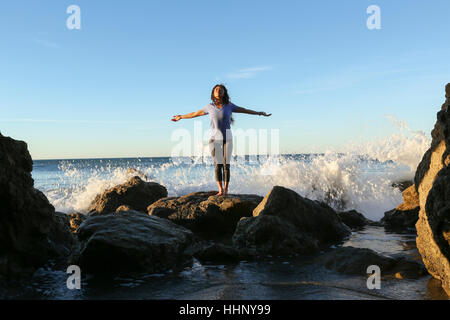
[0,83,449,298]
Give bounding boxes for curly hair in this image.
[211,84,234,124]
[211,84,230,106]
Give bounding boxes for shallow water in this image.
[1,226,447,300]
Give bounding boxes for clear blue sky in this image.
[0,0,449,159]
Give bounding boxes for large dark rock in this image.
[338,210,373,230]
[233,215,321,256]
[184,241,245,264]
[56,212,87,234]
[88,176,167,214]
[382,208,419,232]
[0,134,74,278]
[382,185,420,232]
[232,186,351,256]
[414,83,450,295]
[75,210,194,274]
[148,192,263,238]
[318,246,427,279]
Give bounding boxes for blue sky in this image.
[0,0,449,159]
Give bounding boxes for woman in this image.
[171,84,271,196]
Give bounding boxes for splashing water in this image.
[32,118,430,221]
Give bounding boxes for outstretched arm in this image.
[171,109,206,122]
[234,106,272,117]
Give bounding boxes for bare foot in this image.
[223,189,228,196]
[216,190,224,196]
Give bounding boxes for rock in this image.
[233,215,321,256]
[414,83,450,295]
[75,210,194,274]
[382,208,419,232]
[126,168,149,180]
[115,205,133,213]
[391,180,414,192]
[148,192,263,238]
[397,184,420,211]
[381,185,420,232]
[338,210,373,230]
[63,212,87,233]
[88,176,167,214]
[184,241,244,264]
[441,83,450,111]
[318,246,427,279]
[0,134,74,277]
[232,186,351,256]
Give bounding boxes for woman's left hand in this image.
[259,112,272,117]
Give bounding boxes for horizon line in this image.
[33,152,361,162]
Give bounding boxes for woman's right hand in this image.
[171,115,182,122]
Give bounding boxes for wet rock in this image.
[233,215,321,256]
[75,210,194,274]
[88,176,167,214]
[426,277,450,300]
[381,185,420,232]
[184,241,245,264]
[318,246,427,279]
[66,212,87,233]
[126,168,148,180]
[0,134,74,278]
[414,85,450,295]
[232,186,351,256]
[148,192,263,238]
[382,209,419,232]
[338,210,373,230]
[115,205,133,213]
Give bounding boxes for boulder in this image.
[318,246,427,279]
[0,134,74,277]
[338,210,373,230]
[126,167,149,180]
[414,83,450,295]
[381,185,420,231]
[88,176,167,214]
[75,210,194,274]
[184,241,245,264]
[232,186,351,256]
[233,215,321,256]
[382,208,419,232]
[57,212,87,234]
[148,192,263,238]
[115,205,133,213]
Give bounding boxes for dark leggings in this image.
[209,139,233,182]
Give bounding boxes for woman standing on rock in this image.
[171,84,272,196]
